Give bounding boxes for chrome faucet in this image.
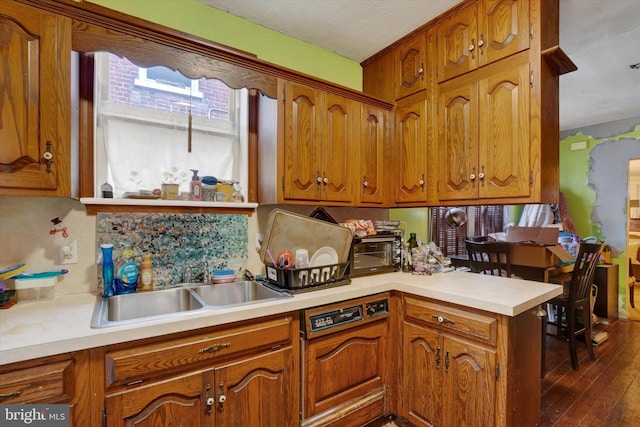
[183,265,193,283]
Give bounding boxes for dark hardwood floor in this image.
[542,318,640,426]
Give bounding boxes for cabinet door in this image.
[216,348,296,427]
[437,3,478,83]
[394,92,427,204]
[105,370,213,427]
[441,335,496,427]
[402,322,442,427]
[478,57,530,199]
[437,75,479,201]
[0,1,71,196]
[395,34,427,100]
[479,0,529,67]
[282,82,322,201]
[321,93,356,203]
[358,105,387,205]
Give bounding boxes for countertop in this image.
[0,271,561,366]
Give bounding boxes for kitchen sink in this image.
[107,287,204,321]
[91,281,290,328]
[192,280,288,306]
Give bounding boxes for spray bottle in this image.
[100,244,115,298]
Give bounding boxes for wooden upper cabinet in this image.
[0,0,72,196]
[357,105,387,205]
[362,50,395,103]
[394,91,428,204]
[281,81,356,204]
[437,52,530,202]
[437,0,529,83]
[395,34,428,100]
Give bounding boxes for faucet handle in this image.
[203,261,211,283]
[183,265,193,283]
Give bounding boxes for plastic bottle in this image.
[139,253,154,291]
[408,233,419,250]
[100,244,115,298]
[189,169,202,201]
[117,242,138,294]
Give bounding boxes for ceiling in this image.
[197,0,640,131]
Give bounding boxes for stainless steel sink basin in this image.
[107,287,204,321]
[91,281,290,328]
[192,281,288,306]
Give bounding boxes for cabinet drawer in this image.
[0,359,74,404]
[404,297,497,345]
[105,315,293,387]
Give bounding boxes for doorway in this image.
[626,159,640,320]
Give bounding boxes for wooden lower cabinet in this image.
[402,322,496,427]
[105,348,294,427]
[102,314,298,427]
[400,296,541,427]
[0,351,94,426]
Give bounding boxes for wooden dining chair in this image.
[465,239,512,278]
[546,242,604,370]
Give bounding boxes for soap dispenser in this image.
[189,169,202,201]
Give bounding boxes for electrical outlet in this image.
[60,240,78,265]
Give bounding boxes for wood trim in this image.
[19,0,392,109]
[82,204,255,215]
[542,46,578,75]
[78,53,95,198]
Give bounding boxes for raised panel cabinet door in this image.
[394,93,427,204]
[216,348,296,427]
[358,105,386,205]
[0,1,71,195]
[437,75,479,201]
[395,34,427,100]
[441,335,496,427]
[478,56,530,199]
[402,322,443,427]
[479,0,530,67]
[322,93,356,203]
[437,2,478,83]
[105,370,213,427]
[282,82,321,201]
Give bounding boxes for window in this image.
[430,206,507,257]
[93,52,248,198]
[134,66,204,98]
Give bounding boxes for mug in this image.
[295,249,310,268]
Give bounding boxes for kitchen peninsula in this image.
[0,272,561,426]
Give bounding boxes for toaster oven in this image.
[348,233,402,277]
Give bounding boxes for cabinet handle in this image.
[316,174,323,184]
[199,342,231,354]
[419,174,425,187]
[43,141,54,173]
[362,177,369,188]
[478,35,485,48]
[431,314,455,325]
[0,390,23,402]
[468,39,475,52]
[217,382,226,412]
[418,63,424,75]
[205,383,214,415]
[445,350,450,373]
[435,346,441,370]
[323,176,329,185]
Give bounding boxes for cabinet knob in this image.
[478,36,485,48]
[363,179,369,188]
[478,172,485,179]
[43,141,54,173]
[316,176,323,184]
[323,177,329,184]
[470,173,476,181]
[418,65,424,75]
[469,39,475,52]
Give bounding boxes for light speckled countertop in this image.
[0,271,561,365]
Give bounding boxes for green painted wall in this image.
[560,122,640,316]
[88,0,362,90]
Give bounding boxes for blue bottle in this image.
[100,244,115,298]
[117,242,138,294]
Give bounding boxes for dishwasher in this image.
[300,293,390,427]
